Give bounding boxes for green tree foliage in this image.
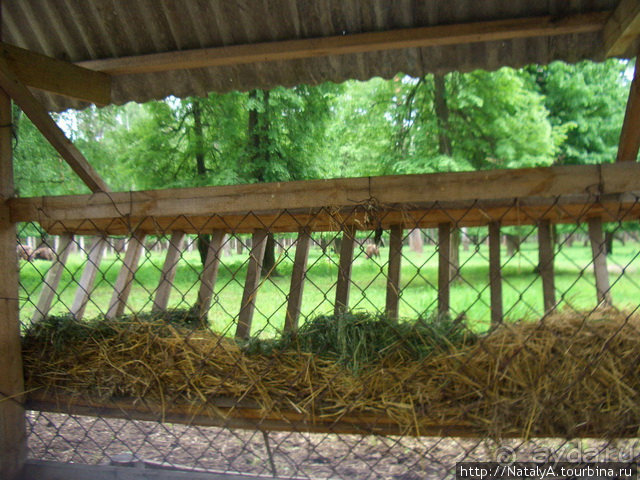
[526,59,630,165]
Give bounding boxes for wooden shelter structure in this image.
[2,1,640,479]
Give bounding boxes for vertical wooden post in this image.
[70,235,108,320]
[588,217,613,306]
[284,228,312,333]
[151,231,186,313]
[106,231,146,319]
[385,225,403,321]
[31,233,74,323]
[488,222,503,328]
[0,88,26,480]
[196,230,225,322]
[236,229,268,339]
[537,220,556,313]
[438,222,451,318]
[334,225,356,315]
[616,53,640,162]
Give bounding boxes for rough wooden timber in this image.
[0,55,109,193]
[9,163,640,231]
[0,42,111,104]
[17,192,640,236]
[78,12,609,76]
[0,89,26,480]
[604,0,640,57]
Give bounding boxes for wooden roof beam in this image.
[77,12,610,76]
[605,0,640,57]
[0,56,110,193]
[0,43,110,105]
[616,53,640,162]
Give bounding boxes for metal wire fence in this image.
[13,191,640,479]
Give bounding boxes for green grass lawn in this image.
[18,236,640,336]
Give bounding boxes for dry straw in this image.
[22,309,640,438]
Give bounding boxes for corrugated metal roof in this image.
[2,0,621,111]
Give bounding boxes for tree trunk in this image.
[450,228,460,280]
[505,234,521,257]
[409,229,423,253]
[605,230,614,256]
[433,73,452,156]
[248,90,277,276]
[192,98,210,266]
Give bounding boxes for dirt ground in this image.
[26,411,638,479]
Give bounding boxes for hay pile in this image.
[22,310,640,438]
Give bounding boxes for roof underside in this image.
[2,0,624,111]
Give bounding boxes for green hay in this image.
[243,311,474,372]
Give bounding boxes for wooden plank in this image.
[25,389,619,439]
[604,0,640,57]
[0,89,26,480]
[284,228,311,333]
[616,56,640,162]
[106,232,146,319]
[0,42,111,105]
[0,54,109,193]
[537,220,556,313]
[25,392,478,438]
[24,460,302,480]
[335,226,356,315]
[26,194,640,236]
[10,163,640,224]
[151,231,186,313]
[385,225,403,321]
[196,231,225,323]
[488,222,503,328]
[78,12,608,75]
[31,233,74,324]
[69,236,108,320]
[236,229,268,340]
[438,223,452,318]
[588,217,613,306]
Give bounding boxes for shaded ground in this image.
[27,412,639,480]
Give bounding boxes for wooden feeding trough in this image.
[2,1,640,479]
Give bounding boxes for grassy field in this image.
[18,236,640,336]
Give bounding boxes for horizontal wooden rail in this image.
[9,163,640,222]
[77,12,609,76]
[24,391,628,439]
[14,192,640,235]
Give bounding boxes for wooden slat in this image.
[106,232,146,319]
[196,231,225,322]
[0,55,109,193]
[78,12,608,75]
[438,223,452,318]
[488,222,503,328]
[24,459,301,480]
[385,225,403,321]
[537,220,556,313]
[27,193,640,236]
[284,228,311,333]
[588,217,613,306]
[0,42,110,105]
[25,392,478,439]
[31,234,74,324]
[616,55,640,162]
[0,89,26,480]
[604,0,640,57]
[236,229,268,340]
[335,226,356,315]
[151,231,186,313]
[70,236,108,320]
[10,163,640,225]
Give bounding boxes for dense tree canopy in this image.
[12,59,632,197]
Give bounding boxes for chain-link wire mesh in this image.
[12,191,640,479]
